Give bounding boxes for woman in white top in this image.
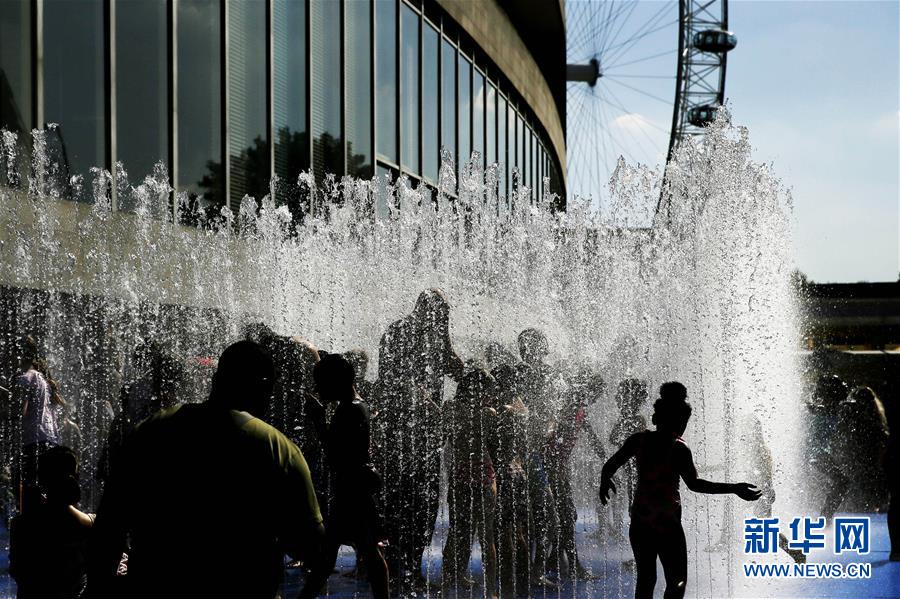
[15,336,64,511]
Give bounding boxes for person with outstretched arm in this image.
[599,382,761,599]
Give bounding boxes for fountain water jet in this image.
[0,113,802,597]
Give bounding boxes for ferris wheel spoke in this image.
[605,74,675,79]
[592,96,616,192]
[605,48,676,71]
[603,3,677,66]
[596,80,670,158]
[596,91,671,136]
[595,0,621,52]
[567,5,593,55]
[565,0,733,210]
[596,95,644,169]
[600,93,662,162]
[603,16,680,62]
[599,1,640,57]
[604,77,673,105]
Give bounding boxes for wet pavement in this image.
[1,513,897,597]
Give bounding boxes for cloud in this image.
[611,113,658,131]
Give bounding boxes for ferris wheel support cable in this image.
[595,93,644,168]
[604,77,673,105]
[597,91,672,136]
[604,4,677,67]
[606,74,676,79]
[565,0,734,213]
[597,90,665,161]
[598,92,667,156]
[596,0,621,48]
[605,48,677,71]
[600,1,641,57]
[603,17,681,59]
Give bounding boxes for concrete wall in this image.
[438,0,567,187]
[0,189,255,311]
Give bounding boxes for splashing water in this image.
[0,114,801,597]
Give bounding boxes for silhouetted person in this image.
[704,414,805,564]
[88,340,324,599]
[515,329,558,585]
[808,375,850,518]
[483,341,517,370]
[544,366,606,579]
[14,336,64,512]
[97,343,182,485]
[888,407,899,561]
[250,325,327,521]
[442,368,499,597]
[377,289,464,583]
[607,378,650,542]
[489,365,531,597]
[343,349,375,404]
[600,382,761,599]
[10,446,93,599]
[300,354,389,599]
[838,386,889,511]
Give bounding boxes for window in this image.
[177,0,222,209]
[472,69,484,169]
[400,5,419,172]
[346,0,372,178]
[273,0,308,208]
[311,0,343,178]
[0,1,31,136]
[422,23,439,183]
[523,126,530,199]
[376,0,397,162]
[515,112,523,190]
[440,38,456,175]
[229,0,268,207]
[497,95,506,198]
[116,0,168,208]
[538,144,544,200]
[457,53,470,176]
[44,0,105,199]
[486,82,496,168]
[0,0,32,184]
[375,163,395,218]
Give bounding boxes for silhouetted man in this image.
[377,289,464,584]
[300,354,389,599]
[88,340,324,599]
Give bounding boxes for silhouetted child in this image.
[300,354,388,599]
[489,364,531,597]
[442,368,498,597]
[10,446,94,599]
[600,382,761,599]
[544,366,606,579]
[515,329,559,586]
[606,378,649,542]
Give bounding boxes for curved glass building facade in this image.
[0,0,565,217]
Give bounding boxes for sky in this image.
[566,0,899,283]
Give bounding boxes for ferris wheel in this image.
[566,0,736,212]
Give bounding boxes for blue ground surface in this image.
[1,513,897,598]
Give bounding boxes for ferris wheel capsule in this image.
[692,29,738,53]
[687,105,719,127]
